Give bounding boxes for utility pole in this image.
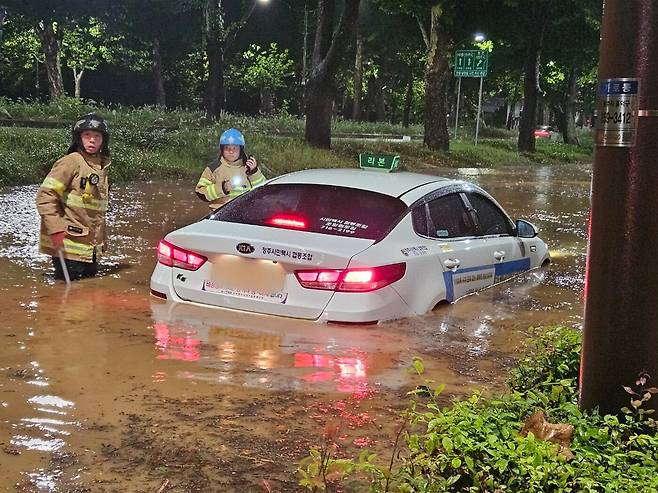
[580,0,658,415]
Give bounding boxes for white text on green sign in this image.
[359,153,400,172]
[454,50,489,77]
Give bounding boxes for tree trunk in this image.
[537,97,546,125]
[305,77,335,147]
[305,0,361,149]
[423,5,451,151]
[372,76,386,121]
[205,40,225,118]
[204,0,225,118]
[517,3,546,153]
[505,102,512,129]
[562,67,580,145]
[73,68,84,99]
[260,89,275,115]
[152,37,166,108]
[402,66,414,127]
[352,29,364,120]
[35,21,64,100]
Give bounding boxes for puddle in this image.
[0,166,589,491]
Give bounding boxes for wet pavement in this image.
[0,164,590,491]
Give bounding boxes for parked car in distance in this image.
[150,168,550,324]
[534,125,555,139]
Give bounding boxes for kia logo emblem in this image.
[236,242,255,254]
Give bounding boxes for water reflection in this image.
[154,322,201,361]
[27,471,60,492]
[8,391,77,481]
[27,395,74,409]
[150,300,400,395]
[298,353,368,396]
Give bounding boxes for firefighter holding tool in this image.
[36,113,112,281]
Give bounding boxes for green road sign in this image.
[454,50,489,77]
[359,153,400,172]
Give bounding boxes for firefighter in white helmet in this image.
[36,113,111,280]
[195,128,266,209]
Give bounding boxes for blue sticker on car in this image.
[443,258,531,302]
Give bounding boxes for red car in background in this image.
[534,125,555,139]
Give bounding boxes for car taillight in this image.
[266,214,308,230]
[157,239,207,271]
[295,263,406,292]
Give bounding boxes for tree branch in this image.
[312,0,360,82]
[225,0,260,52]
[414,12,429,50]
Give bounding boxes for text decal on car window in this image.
[320,217,368,235]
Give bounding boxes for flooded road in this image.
[0,165,589,491]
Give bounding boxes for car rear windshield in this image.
[211,183,407,240]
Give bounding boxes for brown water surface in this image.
[0,165,589,491]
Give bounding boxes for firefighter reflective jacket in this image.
[195,156,266,208]
[36,152,111,263]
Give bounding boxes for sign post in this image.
[453,50,489,144]
[475,76,484,145]
[454,77,462,139]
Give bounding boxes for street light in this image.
[454,33,487,141]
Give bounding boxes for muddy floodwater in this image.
[0,164,589,492]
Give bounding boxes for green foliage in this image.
[227,43,294,94]
[0,16,44,98]
[0,127,68,185]
[508,326,582,402]
[1,18,43,69]
[621,371,658,426]
[0,101,593,187]
[62,18,113,76]
[0,96,96,120]
[298,327,658,492]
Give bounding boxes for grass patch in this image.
[0,99,593,187]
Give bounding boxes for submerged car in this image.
[150,168,550,324]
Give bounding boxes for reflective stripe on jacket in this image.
[195,156,266,208]
[36,152,111,263]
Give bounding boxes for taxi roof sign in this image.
[359,153,400,172]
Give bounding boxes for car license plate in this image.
[209,255,285,292]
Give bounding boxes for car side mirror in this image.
[516,219,538,238]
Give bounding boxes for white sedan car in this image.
[150,168,549,324]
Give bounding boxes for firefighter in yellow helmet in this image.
[36,113,111,280]
[195,128,266,209]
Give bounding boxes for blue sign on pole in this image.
[595,78,639,147]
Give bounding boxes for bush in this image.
[298,327,658,492]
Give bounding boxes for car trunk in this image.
[166,220,374,319]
